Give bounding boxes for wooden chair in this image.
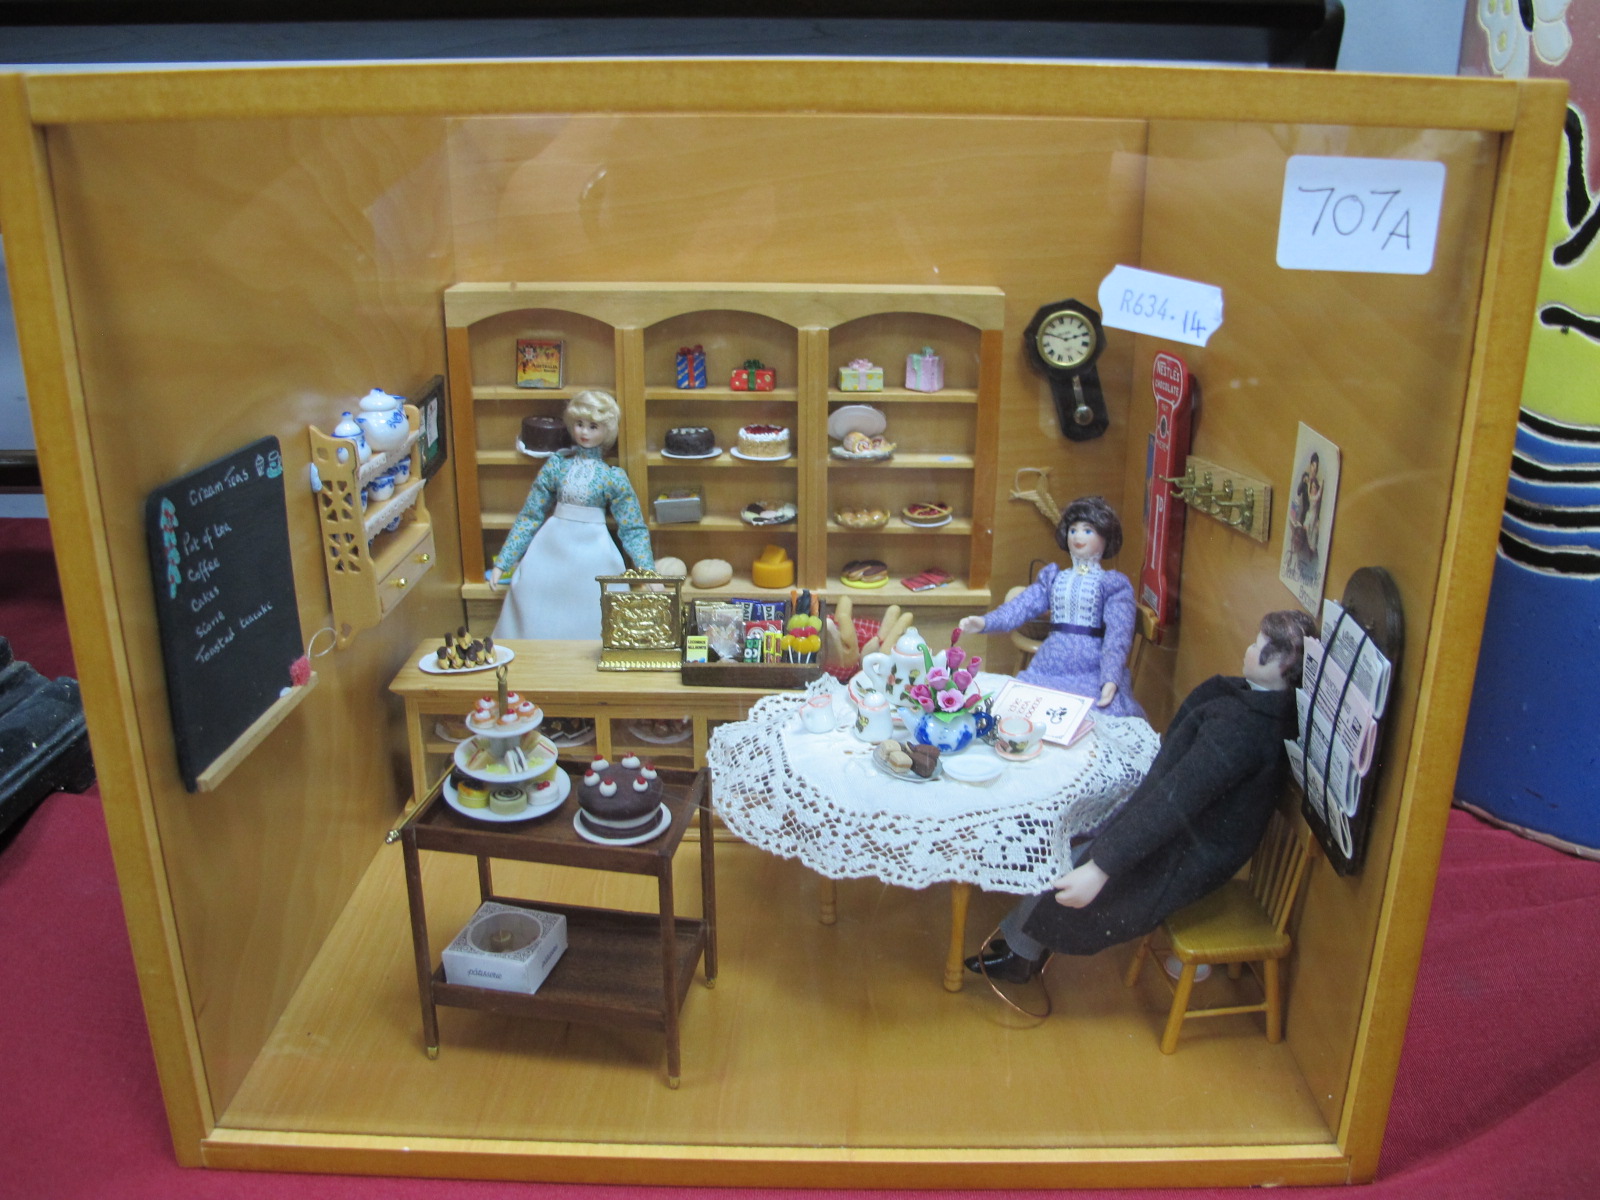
[1123,807,1316,1054]
[1003,585,1158,680]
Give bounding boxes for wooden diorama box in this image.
[0,61,1562,1187]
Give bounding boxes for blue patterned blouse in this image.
[493,446,654,573]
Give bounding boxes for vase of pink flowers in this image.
[899,629,992,753]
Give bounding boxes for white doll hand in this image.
[488,567,505,591]
[1097,681,1117,708]
[1052,860,1109,908]
[958,615,986,635]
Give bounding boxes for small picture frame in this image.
[516,338,564,389]
[416,374,448,482]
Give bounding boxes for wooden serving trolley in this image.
[398,766,716,1087]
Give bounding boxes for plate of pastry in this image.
[901,501,953,528]
[627,717,693,744]
[542,716,596,747]
[830,437,896,461]
[834,506,890,530]
[418,644,515,674]
[740,500,798,526]
[872,739,943,782]
[840,559,890,589]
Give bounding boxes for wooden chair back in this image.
[1250,806,1315,937]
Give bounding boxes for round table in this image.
[707,678,1159,989]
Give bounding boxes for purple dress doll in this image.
[960,495,1144,719]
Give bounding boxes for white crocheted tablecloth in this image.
[707,678,1159,895]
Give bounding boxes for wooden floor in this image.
[222,838,1333,1152]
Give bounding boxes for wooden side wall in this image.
[1126,121,1502,1132]
[41,115,465,1115]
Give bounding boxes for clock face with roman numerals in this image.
[1023,299,1110,441]
[1036,309,1097,369]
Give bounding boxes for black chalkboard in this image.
[146,436,303,792]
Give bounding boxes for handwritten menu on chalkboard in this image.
[146,437,303,792]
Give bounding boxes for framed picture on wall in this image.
[516,338,564,388]
[416,374,448,482]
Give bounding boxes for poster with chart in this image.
[145,436,303,791]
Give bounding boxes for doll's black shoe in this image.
[965,940,1048,984]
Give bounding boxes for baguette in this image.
[834,595,857,665]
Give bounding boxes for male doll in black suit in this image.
[968,608,1319,983]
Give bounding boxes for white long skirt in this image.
[492,503,624,641]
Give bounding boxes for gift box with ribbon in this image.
[675,345,707,389]
[730,359,776,391]
[839,358,884,392]
[905,345,944,392]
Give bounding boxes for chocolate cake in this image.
[664,426,716,456]
[519,415,570,455]
[575,754,665,841]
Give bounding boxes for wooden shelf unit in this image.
[444,283,1004,616]
[306,409,436,649]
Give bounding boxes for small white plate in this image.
[740,502,797,526]
[871,743,943,783]
[660,446,723,460]
[900,513,953,529]
[515,439,563,459]
[443,769,569,823]
[418,645,516,675]
[729,447,793,462]
[827,404,887,440]
[941,752,1004,785]
[627,719,693,745]
[573,803,673,846]
[829,446,895,462]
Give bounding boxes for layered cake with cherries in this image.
[575,754,666,842]
[664,425,716,456]
[736,423,790,458]
[519,415,570,455]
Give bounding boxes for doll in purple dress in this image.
[958,495,1144,718]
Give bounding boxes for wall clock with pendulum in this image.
[1023,298,1109,441]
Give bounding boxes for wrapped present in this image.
[675,344,707,389]
[730,359,775,391]
[839,358,884,392]
[905,345,944,392]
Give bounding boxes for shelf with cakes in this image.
[445,283,1001,618]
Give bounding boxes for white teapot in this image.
[355,387,409,454]
[889,626,946,702]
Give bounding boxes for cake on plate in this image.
[664,425,716,456]
[576,754,666,841]
[519,415,570,455]
[736,424,790,458]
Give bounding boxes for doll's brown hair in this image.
[1256,609,1318,688]
[1056,495,1123,560]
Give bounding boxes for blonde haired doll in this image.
[489,390,654,639]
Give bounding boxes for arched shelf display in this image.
[444,283,1004,615]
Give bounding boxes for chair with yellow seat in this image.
[1123,805,1317,1054]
